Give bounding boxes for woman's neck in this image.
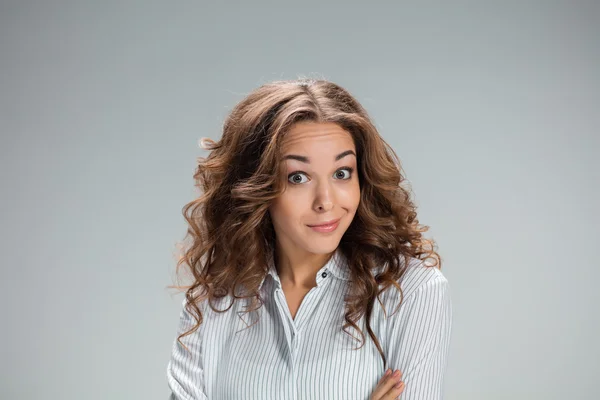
[274,245,335,290]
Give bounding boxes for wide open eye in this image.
[334,167,353,180]
[288,172,309,184]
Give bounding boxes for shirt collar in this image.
[259,248,350,291]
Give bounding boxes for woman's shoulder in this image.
[180,289,260,325]
[378,254,449,302]
[178,291,225,322]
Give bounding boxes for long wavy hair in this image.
[168,78,442,371]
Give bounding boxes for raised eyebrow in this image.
[282,150,356,163]
[334,150,356,161]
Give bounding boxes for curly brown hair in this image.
[168,78,442,371]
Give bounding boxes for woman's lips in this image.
[307,219,340,233]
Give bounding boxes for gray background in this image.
[1,1,598,399]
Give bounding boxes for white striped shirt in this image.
[167,249,452,399]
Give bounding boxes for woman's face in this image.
[268,121,361,258]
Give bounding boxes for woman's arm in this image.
[386,274,453,399]
[167,297,208,400]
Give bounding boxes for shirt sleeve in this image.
[385,275,453,399]
[167,297,208,400]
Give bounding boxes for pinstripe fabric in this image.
[167,249,452,399]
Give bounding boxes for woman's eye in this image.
[334,168,353,180]
[288,168,353,185]
[288,172,309,184]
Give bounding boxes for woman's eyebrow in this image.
[282,150,356,163]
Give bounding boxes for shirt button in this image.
[321,272,327,278]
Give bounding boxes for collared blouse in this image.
[167,249,453,399]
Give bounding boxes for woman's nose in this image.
[315,202,333,212]
[313,183,334,212]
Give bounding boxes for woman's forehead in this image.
[281,122,354,150]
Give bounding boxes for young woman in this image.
[167,79,452,399]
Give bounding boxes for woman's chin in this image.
[302,239,342,255]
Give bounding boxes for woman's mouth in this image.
[307,218,341,233]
